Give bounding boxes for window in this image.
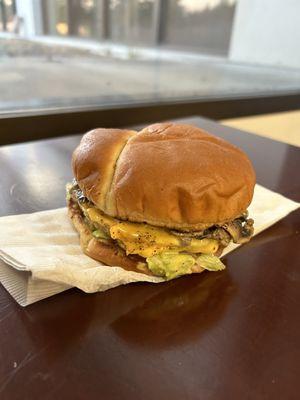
[0,0,17,33]
[108,0,155,45]
[0,0,299,116]
[43,0,69,36]
[162,0,236,55]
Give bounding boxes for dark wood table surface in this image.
[0,116,299,400]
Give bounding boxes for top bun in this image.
[72,123,255,231]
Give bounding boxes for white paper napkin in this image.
[0,184,299,306]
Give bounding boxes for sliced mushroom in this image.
[222,218,253,244]
[222,221,240,243]
[170,229,205,238]
[242,218,254,242]
[211,228,232,247]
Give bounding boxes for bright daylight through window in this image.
[0,0,299,113]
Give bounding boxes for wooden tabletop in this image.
[222,109,300,148]
[0,117,299,400]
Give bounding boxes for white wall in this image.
[229,0,300,68]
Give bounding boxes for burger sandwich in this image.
[67,123,255,280]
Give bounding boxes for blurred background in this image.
[0,0,299,145]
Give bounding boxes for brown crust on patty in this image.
[68,203,154,276]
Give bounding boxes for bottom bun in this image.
[68,203,154,276]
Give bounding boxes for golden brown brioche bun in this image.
[72,123,255,231]
[68,203,154,275]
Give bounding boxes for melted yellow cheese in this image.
[110,222,179,257]
[82,204,116,229]
[81,203,218,258]
[110,222,218,257]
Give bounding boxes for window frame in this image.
[0,89,299,145]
